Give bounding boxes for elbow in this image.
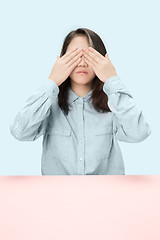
[10,123,28,141]
[10,124,23,141]
[10,124,38,141]
[139,124,151,142]
[119,123,152,143]
[131,124,151,143]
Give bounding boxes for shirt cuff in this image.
[103,75,126,95]
[38,79,60,99]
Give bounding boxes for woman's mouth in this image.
[76,72,88,74]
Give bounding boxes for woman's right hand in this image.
[48,48,84,86]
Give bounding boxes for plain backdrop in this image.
[0,0,159,175]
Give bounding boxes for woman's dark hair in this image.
[58,27,111,115]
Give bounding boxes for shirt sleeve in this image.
[10,79,59,141]
[103,75,151,143]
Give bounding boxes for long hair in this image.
[58,28,111,115]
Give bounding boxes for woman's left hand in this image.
[83,47,117,83]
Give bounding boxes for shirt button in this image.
[80,157,83,161]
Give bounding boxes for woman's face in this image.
[66,36,96,86]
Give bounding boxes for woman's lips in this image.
[77,72,88,74]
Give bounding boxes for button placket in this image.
[77,98,85,174]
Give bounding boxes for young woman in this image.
[10,28,151,175]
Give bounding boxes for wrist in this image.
[104,73,117,83]
[48,78,60,87]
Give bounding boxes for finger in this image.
[61,48,78,61]
[65,48,83,64]
[88,47,104,60]
[68,55,83,71]
[84,50,100,64]
[68,51,84,68]
[84,56,96,71]
[105,53,109,58]
[83,52,97,68]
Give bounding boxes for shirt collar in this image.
[68,86,93,103]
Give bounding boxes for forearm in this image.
[10,79,59,141]
[103,75,151,142]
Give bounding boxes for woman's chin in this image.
[73,80,91,85]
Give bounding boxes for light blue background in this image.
[1,0,159,175]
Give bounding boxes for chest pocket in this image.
[94,126,113,161]
[46,125,71,161]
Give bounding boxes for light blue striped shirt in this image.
[10,75,151,175]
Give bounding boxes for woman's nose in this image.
[78,55,87,66]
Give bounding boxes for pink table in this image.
[0,175,160,240]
